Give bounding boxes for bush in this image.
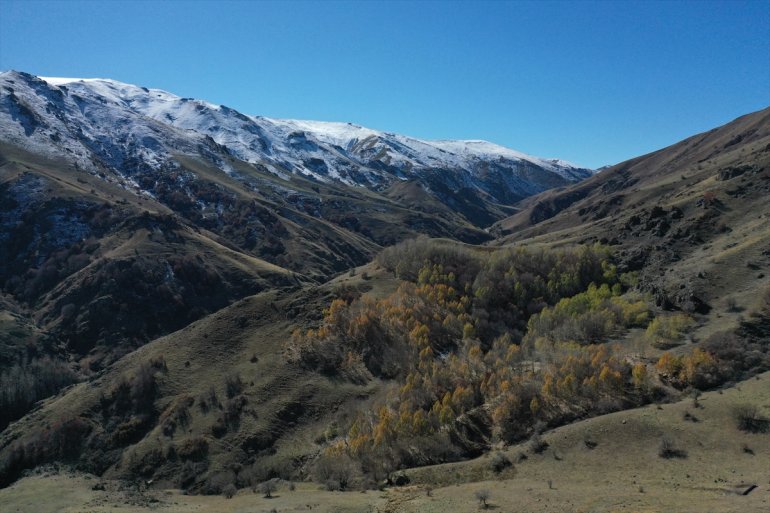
[658,437,687,459]
[259,478,280,498]
[177,460,207,489]
[159,395,194,436]
[489,452,511,473]
[475,489,491,508]
[111,415,151,445]
[313,453,360,491]
[645,314,694,349]
[204,471,236,495]
[177,436,209,461]
[733,404,769,433]
[0,416,91,487]
[224,395,247,428]
[222,483,237,499]
[225,374,243,398]
[529,432,548,454]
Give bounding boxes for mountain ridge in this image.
[35,73,591,181]
[0,70,591,211]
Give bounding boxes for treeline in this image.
[0,357,78,430]
[0,356,166,487]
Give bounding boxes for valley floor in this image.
[2,371,768,513]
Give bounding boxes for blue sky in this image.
[1,0,768,168]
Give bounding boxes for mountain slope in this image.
[491,107,770,313]
[1,109,769,498]
[34,75,590,185]
[1,71,591,228]
[0,69,592,369]
[1,69,590,435]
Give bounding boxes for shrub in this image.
[733,404,769,433]
[683,411,699,422]
[177,436,209,461]
[198,385,219,412]
[475,489,491,508]
[645,314,694,349]
[489,452,512,473]
[225,374,243,399]
[224,395,247,427]
[211,417,227,438]
[204,471,236,495]
[159,395,194,436]
[259,478,280,498]
[0,416,91,487]
[658,437,687,459]
[529,432,548,454]
[112,415,150,445]
[222,483,237,499]
[313,453,360,491]
[178,460,207,489]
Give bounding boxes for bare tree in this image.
[475,489,491,508]
[259,478,280,498]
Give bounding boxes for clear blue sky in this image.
[1,0,768,168]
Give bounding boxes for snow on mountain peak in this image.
[1,71,592,197]
[33,75,590,176]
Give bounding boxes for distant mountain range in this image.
[0,71,592,224]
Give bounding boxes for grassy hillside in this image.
[2,235,767,495]
[0,265,397,488]
[490,107,770,315]
[2,370,767,512]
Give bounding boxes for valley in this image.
[0,71,768,512]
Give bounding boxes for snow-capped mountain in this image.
[0,71,591,210]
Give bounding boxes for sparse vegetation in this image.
[475,488,491,508]
[732,404,769,433]
[658,437,687,459]
[259,478,280,498]
[645,314,694,349]
[222,483,236,499]
[489,451,512,473]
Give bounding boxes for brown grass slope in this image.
[491,107,770,315]
[1,370,767,513]
[0,265,395,491]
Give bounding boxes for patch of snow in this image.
[1,71,593,204]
